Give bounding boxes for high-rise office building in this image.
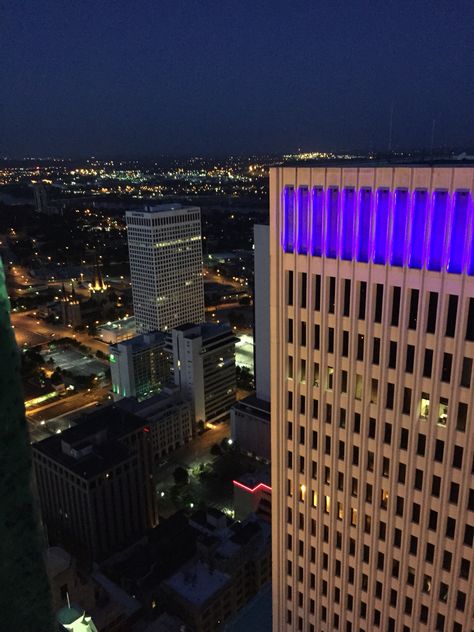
[109,330,169,401]
[126,204,205,333]
[270,165,474,632]
[231,224,271,460]
[170,322,237,425]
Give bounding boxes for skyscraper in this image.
[0,258,55,631]
[126,204,205,333]
[270,165,474,632]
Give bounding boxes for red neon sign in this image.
[232,480,272,494]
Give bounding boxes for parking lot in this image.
[42,346,107,377]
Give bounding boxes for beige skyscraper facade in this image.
[270,165,474,632]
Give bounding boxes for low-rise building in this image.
[230,394,270,461]
[98,316,136,344]
[160,511,271,632]
[116,388,193,465]
[110,331,170,401]
[232,472,271,523]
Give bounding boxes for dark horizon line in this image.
[1,144,473,164]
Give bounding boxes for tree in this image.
[210,443,222,456]
[173,466,189,486]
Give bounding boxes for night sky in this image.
[2,0,474,157]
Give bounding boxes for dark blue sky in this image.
[1,0,473,157]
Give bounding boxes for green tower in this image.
[0,259,54,630]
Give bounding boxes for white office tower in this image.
[109,331,169,401]
[126,204,205,333]
[270,165,474,632]
[231,224,271,460]
[170,323,237,425]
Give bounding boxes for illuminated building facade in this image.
[170,322,237,425]
[109,330,169,401]
[270,165,474,632]
[126,204,205,333]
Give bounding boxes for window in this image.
[287,391,293,410]
[453,445,463,469]
[426,291,438,333]
[374,284,383,322]
[314,274,321,311]
[414,469,423,490]
[327,327,334,353]
[368,417,376,438]
[460,357,472,388]
[314,324,320,350]
[446,517,456,539]
[402,388,411,415]
[408,289,419,329]
[359,282,367,319]
[400,428,409,450]
[287,270,294,306]
[342,330,349,356]
[417,433,426,456]
[441,353,452,383]
[456,403,468,432]
[405,345,414,372]
[328,277,336,313]
[423,348,433,377]
[357,334,364,361]
[393,528,401,547]
[466,297,474,342]
[300,272,307,308]
[301,321,306,346]
[343,279,351,316]
[388,341,397,368]
[428,510,438,531]
[391,286,401,326]
[386,383,394,409]
[288,318,293,343]
[373,337,380,364]
[446,294,458,337]
[431,475,441,497]
[453,489,463,516]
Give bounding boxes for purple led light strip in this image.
[282,185,474,275]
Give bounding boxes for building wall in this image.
[33,427,157,558]
[254,224,271,401]
[230,401,270,460]
[126,206,205,333]
[270,166,474,632]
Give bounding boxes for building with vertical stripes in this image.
[270,165,474,632]
[126,204,205,334]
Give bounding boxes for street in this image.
[11,310,110,353]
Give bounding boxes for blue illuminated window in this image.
[297,187,309,254]
[341,188,355,260]
[283,186,295,253]
[373,189,390,265]
[448,191,469,274]
[391,189,408,266]
[357,188,372,263]
[428,190,448,271]
[326,188,339,258]
[311,187,324,256]
[409,190,428,269]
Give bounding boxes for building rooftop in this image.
[98,316,136,333]
[173,321,237,344]
[275,154,474,169]
[164,560,231,606]
[232,394,270,420]
[110,330,166,353]
[126,203,200,215]
[33,405,145,479]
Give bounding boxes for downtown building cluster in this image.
[270,165,474,632]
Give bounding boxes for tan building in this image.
[270,165,474,632]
